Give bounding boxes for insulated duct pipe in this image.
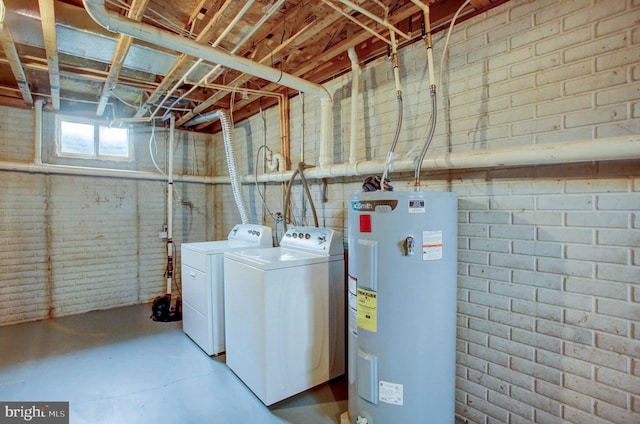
[219,110,251,224]
[185,110,251,224]
[82,0,334,168]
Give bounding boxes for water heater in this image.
[347,190,457,424]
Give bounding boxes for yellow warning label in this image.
[357,288,377,333]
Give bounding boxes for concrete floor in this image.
[0,304,348,424]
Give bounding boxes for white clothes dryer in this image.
[223,226,345,405]
[181,224,272,355]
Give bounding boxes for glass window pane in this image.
[60,121,95,155]
[99,126,129,157]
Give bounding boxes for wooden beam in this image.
[134,0,235,118]
[0,0,33,105]
[187,0,212,32]
[96,0,150,116]
[37,0,60,110]
[175,3,344,127]
[295,0,477,83]
[469,0,493,8]
[0,55,158,92]
[223,0,507,128]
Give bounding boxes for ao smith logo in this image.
[351,199,398,211]
[2,402,68,423]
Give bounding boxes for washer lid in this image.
[224,247,328,270]
[182,239,258,254]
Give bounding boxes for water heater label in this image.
[348,275,358,337]
[408,199,425,213]
[422,230,443,261]
[379,380,404,405]
[356,288,377,333]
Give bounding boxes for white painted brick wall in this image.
[0,111,213,324]
[259,0,639,422]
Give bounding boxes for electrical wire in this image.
[149,120,166,175]
[110,89,140,109]
[438,0,471,88]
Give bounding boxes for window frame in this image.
[55,115,133,162]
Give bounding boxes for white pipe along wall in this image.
[348,47,361,165]
[231,135,640,184]
[3,2,638,185]
[165,114,175,295]
[0,103,213,183]
[0,109,638,184]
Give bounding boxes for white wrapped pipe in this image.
[218,110,251,224]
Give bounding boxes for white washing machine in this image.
[181,224,272,355]
[223,226,345,405]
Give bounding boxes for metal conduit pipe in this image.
[82,0,334,169]
[165,114,175,295]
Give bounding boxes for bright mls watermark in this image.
[0,402,68,424]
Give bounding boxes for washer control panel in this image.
[228,224,273,244]
[281,226,343,255]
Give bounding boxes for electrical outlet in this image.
[159,231,168,239]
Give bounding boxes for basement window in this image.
[56,116,132,161]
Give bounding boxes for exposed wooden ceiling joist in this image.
[95,0,150,116]
[37,0,60,109]
[0,0,33,104]
[0,0,508,131]
[133,0,236,120]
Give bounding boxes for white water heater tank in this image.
[347,190,457,423]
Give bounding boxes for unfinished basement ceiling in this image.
[0,0,507,133]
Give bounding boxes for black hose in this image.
[283,167,299,231]
[283,162,319,231]
[297,162,319,228]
